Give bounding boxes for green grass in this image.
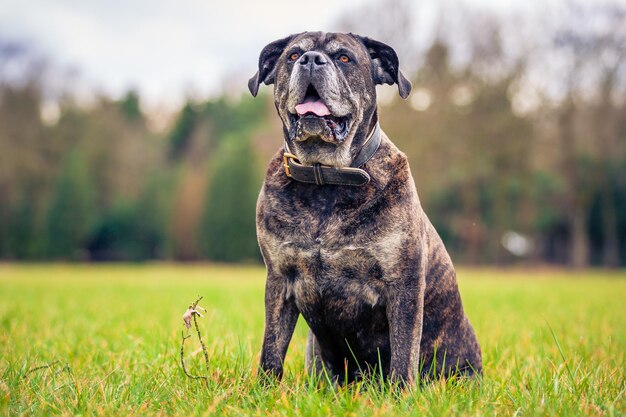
[0,264,624,416]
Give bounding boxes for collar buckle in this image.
[283,152,298,178]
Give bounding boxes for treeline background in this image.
[0,0,625,267]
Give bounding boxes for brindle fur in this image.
[250,32,482,385]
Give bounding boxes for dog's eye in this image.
[339,55,350,63]
[289,52,299,61]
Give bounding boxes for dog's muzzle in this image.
[287,57,352,144]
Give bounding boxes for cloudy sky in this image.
[1,0,552,109]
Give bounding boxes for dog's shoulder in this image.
[366,132,413,193]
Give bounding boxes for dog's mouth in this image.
[288,84,351,143]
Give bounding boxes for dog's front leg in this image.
[259,271,300,381]
[386,271,426,385]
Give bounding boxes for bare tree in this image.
[549,1,626,267]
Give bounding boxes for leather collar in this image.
[282,122,381,186]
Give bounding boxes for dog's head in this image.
[249,32,411,167]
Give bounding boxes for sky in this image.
[1,0,366,107]
[0,0,563,111]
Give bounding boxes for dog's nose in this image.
[299,51,327,68]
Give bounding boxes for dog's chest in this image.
[260,185,403,315]
[283,236,381,285]
[277,237,387,324]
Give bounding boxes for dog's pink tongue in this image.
[295,97,331,117]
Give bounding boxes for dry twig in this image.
[180,296,210,388]
[24,360,72,378]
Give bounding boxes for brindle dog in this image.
[249,32,482,385]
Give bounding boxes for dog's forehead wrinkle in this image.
[325,40,342,54]
[317,31,327,47]
[290,32,361,55]
[291,37,315,51]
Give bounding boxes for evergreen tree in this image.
[168,102,198,161]
[7,192,43,259]
[46,150,96,259]
[119,90,143,122]
[198,136,261,262]
[87,172,172,261]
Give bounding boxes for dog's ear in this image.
[248,34,296,97]
[352,35,412,99]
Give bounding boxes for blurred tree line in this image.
[0,0,624,266]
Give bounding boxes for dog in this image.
[249,31,482,385]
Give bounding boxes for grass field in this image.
[0,264,624,416]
